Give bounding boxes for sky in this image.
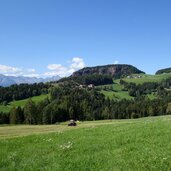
[0,0,171,77]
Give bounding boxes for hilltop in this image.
[57,64,145,86]
[72,64,145,79]
[156,67,171,75]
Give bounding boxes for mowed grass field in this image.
[0,94,49,113]
[1,116,171,170]
[98,84,134,100]
[120,73,171,84]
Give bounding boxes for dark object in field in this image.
[68,120,77,126]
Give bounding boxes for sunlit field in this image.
[1,116,171,171]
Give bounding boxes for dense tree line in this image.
[57,74,113,86]
[0,83,49,104]
[1,80,171,124]
[0,112,9,124]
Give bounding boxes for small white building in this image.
[88,84,94,88]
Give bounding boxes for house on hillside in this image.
[127,75,143,79]
[88,84,94,88]
[79,84,86,89]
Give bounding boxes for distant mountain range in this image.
[0,74,60,87]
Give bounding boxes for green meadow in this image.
[120,73,171,84]
[98,83,134,100]
[1,116,171,171]
[0,94,49,113]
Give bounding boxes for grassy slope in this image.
[98,83,133,100]
[120,73,171,84]
[1,116,171,170]
[99,83,134,100]
[101,89,133,100]
[100,73,171,100]
[0,94,49,113]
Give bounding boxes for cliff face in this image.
[72,64,145,78]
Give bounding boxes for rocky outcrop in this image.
[72,64,145,79]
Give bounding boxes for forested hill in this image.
[156,67,171,75]
[72,64,145,79]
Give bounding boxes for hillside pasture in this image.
[0,94,49,113]
[98,84,134,100]
[98,73,171,100]
[120,73,171,84]
[101,90,133,100]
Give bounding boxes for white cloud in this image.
[0,64,38,77]
[45,64,68,77]
[47,64,66,71]
[27,68,36,73]
[44,70,67,77]
[23,74,40,77]
[0,64,22,75]
[70,57,86,70]
[44,57,86,77]
[114,60,119,64]
[0,57,86,78]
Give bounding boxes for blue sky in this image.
[0,0,171,77]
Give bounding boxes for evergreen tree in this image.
[9,107,17,124]
[24,99,37,124]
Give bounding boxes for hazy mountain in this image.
[0,74,60,87]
